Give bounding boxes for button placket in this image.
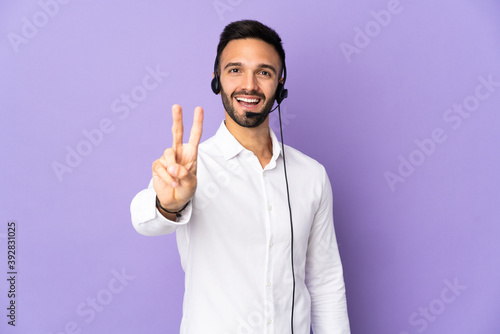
[261,166,275,334]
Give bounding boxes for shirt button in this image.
[268,205,272,211]
[267,319,272,325]
[267,281,272,287]
[269,242,273,248]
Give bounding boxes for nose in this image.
[241,72,259,92]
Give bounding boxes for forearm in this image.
[308,267,350,333]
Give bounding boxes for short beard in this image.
[221,87,276,128]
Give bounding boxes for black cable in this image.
[277,104,295,334]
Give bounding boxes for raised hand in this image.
[152,104,203,217]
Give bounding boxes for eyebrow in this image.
[223,62,277,75]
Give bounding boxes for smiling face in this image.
[218,38,282,128]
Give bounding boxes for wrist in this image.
[155,196,190,217]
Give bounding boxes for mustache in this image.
[231,90,266,99]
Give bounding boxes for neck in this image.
[224,116,273,168]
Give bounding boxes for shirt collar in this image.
[214,121,282,166]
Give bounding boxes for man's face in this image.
[218,38,282,128]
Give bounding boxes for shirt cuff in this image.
[131,187,192,236]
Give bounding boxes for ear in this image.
[279,77,285,84]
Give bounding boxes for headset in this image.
[211,55,296,334]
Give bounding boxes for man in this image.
[131,20,350,334]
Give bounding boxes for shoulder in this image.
[282,144,332,213]
[281,144,330,197]
[283,144,326,176]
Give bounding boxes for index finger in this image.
[188,106,204,148]
[172,104,184,148]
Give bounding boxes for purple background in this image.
[1,0,500,333]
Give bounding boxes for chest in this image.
[190,154,321,255]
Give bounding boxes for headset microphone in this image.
[245,102,281,118]
[245,112,259,118]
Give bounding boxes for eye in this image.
[229,68,240,73]
[260,70,271,76]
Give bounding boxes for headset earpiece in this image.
[211,73,221,95]
[211,57,221,94]
[275,63,288,104]
[276,82,288,105]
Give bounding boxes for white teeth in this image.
[236,97,260,103]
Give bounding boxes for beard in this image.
[221,86,276,128]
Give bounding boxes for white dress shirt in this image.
[131,122,350,334]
